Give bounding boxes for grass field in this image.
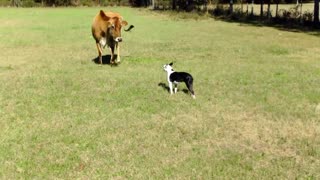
[0,7,320,178]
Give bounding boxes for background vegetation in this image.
[0,7,320,178]
[0,0,319,27]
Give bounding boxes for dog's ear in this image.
[169,62,173,66]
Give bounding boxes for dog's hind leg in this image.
[174,83,178,94]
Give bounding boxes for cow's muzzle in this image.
[115,37,122,42]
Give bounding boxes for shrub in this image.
[23,0,35,6]
[302,10,313,22]
[278,6,300,20]
[0,0,11,6]
[211,4,228,16]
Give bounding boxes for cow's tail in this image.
[124,25,134,32]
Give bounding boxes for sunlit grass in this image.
[0,7,320,178]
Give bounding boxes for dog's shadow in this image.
[92,55,118,65]
[158,82,170,92]
[158,82,189,94]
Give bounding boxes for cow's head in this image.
[99,10,128,43]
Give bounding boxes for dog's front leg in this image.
[168,82,173,95]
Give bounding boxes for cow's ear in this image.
[99,10,109,21]
[121,20,128,26]
[169,62,173,66]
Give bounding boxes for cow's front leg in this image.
[116,43,121,63]
[109,46,115,64]
[96,43,103,65]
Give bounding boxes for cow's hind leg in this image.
[96,42,103,65]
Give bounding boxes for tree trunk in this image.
[260,0,264,18]
[205,0,210,15]
[241,0,243,13]
[151,0,155,9]
[267,0,271,19]
[12,0,20,7]
[172,0,177,10]
[276,3,279,18]
[230,0,233,14]
[251,0,254,15]
[246,1,249,15]
[300,0,303,23]
[314,0,320,26]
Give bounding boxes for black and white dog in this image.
[163,62,195,99]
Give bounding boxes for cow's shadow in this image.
[158,82,189,94]
[92,55,118,65]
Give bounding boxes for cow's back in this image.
[104,12,122,19]
[92,12,108,42]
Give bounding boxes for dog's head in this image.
[163,62,174,73]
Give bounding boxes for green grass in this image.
[1,7,320,179]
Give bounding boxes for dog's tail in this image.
[124,25,134,32]
[186,76,195,99]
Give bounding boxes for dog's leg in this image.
[96,43,103,65]
[168,82,173,95]
[174,84,178,94]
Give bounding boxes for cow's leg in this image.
[116,43,121,63]
[96,42,103,65]
[109,46,115,64]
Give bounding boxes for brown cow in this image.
[92,10,128,65]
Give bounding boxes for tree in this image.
[251,0,254,15]
[274,0,280,18]
[230,0,233,14]
[260,0,264,18]
[151,0,155,9]
[315,0,319,26]
[12,0,21,6]
[172,0,177,10]
[267,0,271,19]
[205,0,210,14]
[299,0,303,23]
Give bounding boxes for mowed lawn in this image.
[0,7,320,178]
